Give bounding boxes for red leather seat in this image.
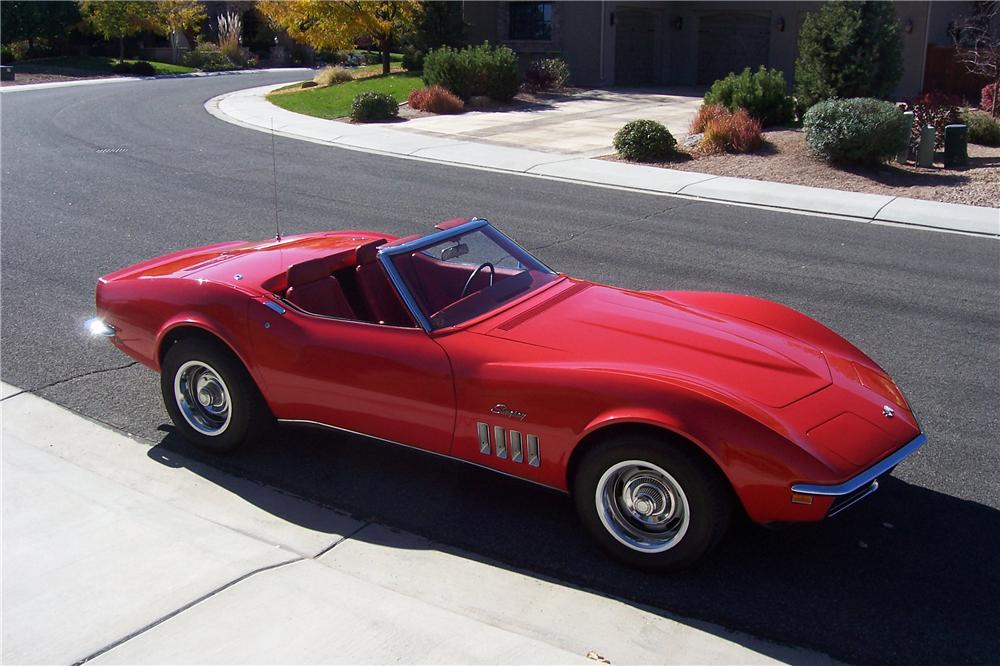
[355,241,412,326]
[285,257,355,319]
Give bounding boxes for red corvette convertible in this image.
[87,217,925,569]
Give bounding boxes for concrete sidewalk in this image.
[1,384,837,665]
[208,83,998,237]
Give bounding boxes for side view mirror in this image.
[441,243,469,261]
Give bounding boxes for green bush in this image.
[525,58,570,90]
[401,45,424,71]
[963,109,1000,146]
[182,45,241,71]
[704,66,794,126]
[794,1,903,109]
[803,98,904,164]
[613,119,677,162]
[422,42,520,101]
[130,61,156,77]
[351,91,399,122]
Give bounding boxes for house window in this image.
[509,2,553,40]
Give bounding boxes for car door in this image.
[247,299,455,454]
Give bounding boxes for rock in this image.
[683,132,703,148]
[467,95,494,108]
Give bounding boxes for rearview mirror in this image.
[441,243,469,261]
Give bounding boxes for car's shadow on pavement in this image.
[149,424,998,666]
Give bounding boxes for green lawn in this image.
[268,72,424,120]
[14,56,195,75]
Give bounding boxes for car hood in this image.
[486,282,832,408]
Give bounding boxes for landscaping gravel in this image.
[606,128,999,208]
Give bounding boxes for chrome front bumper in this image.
[791,433,927,515]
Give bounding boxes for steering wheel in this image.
[460,262,495,298]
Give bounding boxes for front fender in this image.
[576,398,837,523]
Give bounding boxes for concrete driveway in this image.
[400,87,704,157]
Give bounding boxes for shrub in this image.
[408,85,464,114]
[422,46,470,97]
[111,61,132,74]
[351,91,399,122]
[794,0,903,109]
[401,45,424,71]
[524,58,570,91]
[704,66,794,126]
[907,92,960,149]
[613,119,677,162]
[982,83,999,115]
[314,66,353,87]
[422,42,520,101]
[130,61,156,77]
[803,97,904,164]
[701,109,764,153]
[962,109,1000,146]
[182,45,242,71]
[690,103,730,133]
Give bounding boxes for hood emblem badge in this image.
[882,405,895,418]
[491,404,527,421]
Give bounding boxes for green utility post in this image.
[917,125,935,167]
[897,111,914,164]
[943,124,968,167]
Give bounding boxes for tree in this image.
[794,0,904,109]
[359,1,422,74]
[147,1,206,64]
[257,0,421,74]
[257,1,363,50]
[952,2,1000,116]
[1,1,80,52]
[78,0,151,61]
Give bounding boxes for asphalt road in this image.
[2,73,998,666]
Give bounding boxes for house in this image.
[462,1,988,100]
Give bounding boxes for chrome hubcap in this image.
[595,460,690,553]
[174,361,232,436]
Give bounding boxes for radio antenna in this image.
[270,118,281,241]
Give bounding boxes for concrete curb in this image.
[0,67,310,94]
[208,82,999,238]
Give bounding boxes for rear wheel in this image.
[573,434,732,570]
[160,337,273,453]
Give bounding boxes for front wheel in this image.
[160,336,273,453]
[573,435,732,570]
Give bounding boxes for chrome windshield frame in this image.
[377,218,554,333]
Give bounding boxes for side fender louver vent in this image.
[477,423,539,467]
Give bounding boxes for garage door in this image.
[615,9,656,86]
[697,12,770,84]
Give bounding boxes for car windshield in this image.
[385,224,558,330]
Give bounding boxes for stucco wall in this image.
[462,1,941,96]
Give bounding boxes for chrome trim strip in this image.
[477,422,491,455]
[378,253,433,332]
[509,430,523,463]
[494,426,507,459]
[277,419,564,493]
[379,218,490,256]
[376,219,489,333]
[791,433,927,496]
[85,317,116,337]
[527,434,540,467]
[827,480,879,517]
